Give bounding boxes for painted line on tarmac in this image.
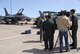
[0,33,36,41]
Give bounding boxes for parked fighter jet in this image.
[3,8,31,24]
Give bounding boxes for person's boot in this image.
[40,40,42,43]
[66,49,70,52]
[70,43,73,46]
[70,46,77,49]
[44,48,49,51]
[60,50,63,53]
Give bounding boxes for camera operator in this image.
[56,10,72,52]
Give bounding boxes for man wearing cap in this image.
[43,15,55,51]
[70,9,78,49]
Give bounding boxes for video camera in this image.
[57,11,70,17]
[66,12,70,17]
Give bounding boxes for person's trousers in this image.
[40,27,43,42]
[59,31,69,51]
[72,30,77,48]
[44,34,54,50]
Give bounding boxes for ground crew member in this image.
[43,15,55,51]
[56,10,72,52]
[38,18,45,43]
[70,9,78,49]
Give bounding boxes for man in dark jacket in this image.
[39,11,46,43]
[38,18,45,42]
[70,9,78,49]
[43,15,55,51]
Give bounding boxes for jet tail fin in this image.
[39,11,45,19]
[4,8,9,16]
[17,8,24,15]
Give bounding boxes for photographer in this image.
[56,10,72,52]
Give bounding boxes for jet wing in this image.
[3,16,15,18]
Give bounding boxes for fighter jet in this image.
[3,8,31,24]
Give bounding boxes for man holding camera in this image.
[56,10,72,52]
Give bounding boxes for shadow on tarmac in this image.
[23,40,40,43]
[77,47,80,51]
[22,44,80,54]
[22,48,52,54]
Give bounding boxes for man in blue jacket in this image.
[70,9,78,49]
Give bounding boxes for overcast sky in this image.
[0,0,80,17]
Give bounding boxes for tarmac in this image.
[0,20,80,54]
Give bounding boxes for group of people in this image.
[39,9,78,53]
